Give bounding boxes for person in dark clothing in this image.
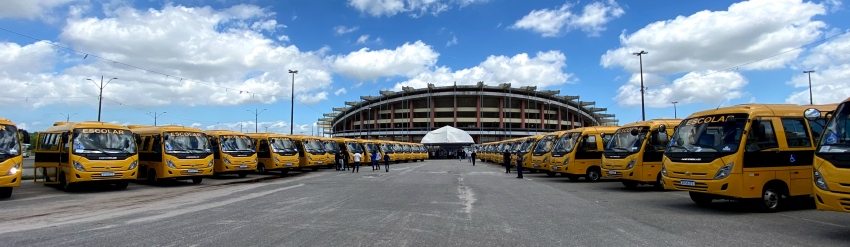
[503,150,511,173]
[471,151,476,166]
[516,151,523,179]
[333,151,340,171]
[341,151,350,171]
[384,153,390,172]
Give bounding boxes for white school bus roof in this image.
[44,121,130,132]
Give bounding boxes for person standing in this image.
[471,151,476,166]
[341,151,349,171]
[333,150,340,171]
[467,149,472,163]
[372,151,380,171]
[352,152,361,173]
[384,152,390,172]
[516,150,524,179]
[503,149,511,173]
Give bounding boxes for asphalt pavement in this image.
[1,159,849,246]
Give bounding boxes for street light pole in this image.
[87,76,117,122]
[804,70,816,105]
[145,112,167,126]
[247,108,267,133]
[632,51,648,121]
[59,113,77,122]
[671,102,678,119]
[288,70,298,134]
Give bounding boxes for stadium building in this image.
[320,83,618,143]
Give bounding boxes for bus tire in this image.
[59,172,75,192]
[622,180,639,188]
[653,173,664,190]
[566,175,579,181]
[257,164,267,174]
[689,192,713,205]
[148,169,159,184]
[311,167,319,171]
[281,169,289,175]
[114,181,129,189]
[192,178,203,184]
[759,183,785,213]
[0,188,12,198]
[585,167,601,182]
[545,171,555,177]
[238,172,248,178]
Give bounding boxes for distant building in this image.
[320,83,618,143]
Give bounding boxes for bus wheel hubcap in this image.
[764,190,778,208]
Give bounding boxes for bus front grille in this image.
[839,199,850,210]
[672,180,709,192]
[91,172,125,180]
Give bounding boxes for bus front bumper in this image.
[162,167,214,178]
[0,173,21,187]
[68,170,137,183]
[662,174,743,198]
[815,187,850,213]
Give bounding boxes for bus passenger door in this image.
[33,132,62,184]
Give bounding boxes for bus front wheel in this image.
[114,181,129,189]
[585,168,601,182]
[0,188,12,198]
[192,178,203,184]
[59,172,75,192]
[759,184,784,213]
[257,164,267,174]
[311,167,319,171]
[148,169,159,184]
[238,172,248,178]
[689,192,713,206]
[545,171,555,177]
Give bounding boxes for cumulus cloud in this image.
[446,35,458,47]
[296,91,329,105]
[347,0,489,18]
[392,50,573,90]
[801,32,850,67]
[0,0,81,19]
[355,34,383,45]
[0,4,334,109]
[203,120,319,134]
[511,0,624,37]
[334,88,348,95]
[787,33,850,105]
[333,25,359,35]
[614,71,748,108]
[331,41,440,81]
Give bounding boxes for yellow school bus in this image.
[418,144,428,161]
[514,135,542,172]
[549,126,620,181]
[486,142,499,162]
[376,140,397,163]
[359,139,383,163]
[507,139,522,166]
[246,133,299,175]
[402,143,414,162]
[531,131,564,176]
[337,138,366,165]
[0,118,29,198]
[495,140,512,164]
[603,119,681,188]
[391,141,405,163]
[322,137,340,168]
[807,98,850,213]
[129,125,214,184]
[34,122,139,191]
[203,130,257,177]
[662,104,835,212]
[289,135,329,171]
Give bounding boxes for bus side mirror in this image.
[599,132,605,138]
[658,124,666,132]
[62,132,70,142]
[630,129,639,136]
[19,130,30,144]
[804,108,821,121]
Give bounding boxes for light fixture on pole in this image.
[288,70,298,134]
[145,112,166,126]
[59,113,77,122]
[632,50,648,121]
[804,70,815,105]
[87,76,117,122]
[671,102,678,119]
[247,108,267,133]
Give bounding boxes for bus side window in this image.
[806,118,826,143]
[152,135,162,153]
[295,141,304,157]
[781,118,812,148]
[209,137,219,152]
[37,133,59,151]
[746,118,779,152]
[259,140,269,152]
[582,135,598,151]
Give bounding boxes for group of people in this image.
[331,151,391,173]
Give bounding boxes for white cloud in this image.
[277,35,290,42]
[393,50,573,90]
[786,64,850,105]
[614,71,748,108]
[333,25,359,35]
[801,32,850,67]
[825,0,843,12]
[203,120,319,135]
[356,34,370,44]
[601,0,827,74]
[347,0,490,18]
[0,4,334,109]
[331,41,439,81]
[334,88,348,96]
[511,0,624,37]
[0,0,81,19]
[251,19,284,33]
[296,91,329,105]
[446,35,458,47]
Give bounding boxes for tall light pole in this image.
[671,102,678,119]
[366,106,372,139]
[632,50,648,121]
[145,112,166,126]
[59,113,77,122]
[87,76,117,122]
[247,108,267,133]
[804,70,815,105]
[288,70,298,134]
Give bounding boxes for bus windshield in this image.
[270,137,297,154]
[303,139,326,153]
[553,132,580,153]
[164,132,211,154]
[324,141,340,153]
[219,135,254,153]
[819,103,850,153]
[403,145,411,152]
[365,143,379,154]
[520,139,535,153]
[667,114,747,153]
[73,128,137,154]
[393,144,403,152]
[0,125,20,156]
[533,135,556,155]
[346,142,364,153]
[380,143,394,153]
[511,142,522,152]
[606,127,649,153]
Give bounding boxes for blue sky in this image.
[1,0,849,134]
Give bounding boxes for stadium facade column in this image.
[520,100,525,129]
[499,98,504,128]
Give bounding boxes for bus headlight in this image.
[254,157,258,164]
[207,159,214,168]
[128,160,138,170]
[6,162,21,176]
[661,162,667,177]
[274,156,281,163]
[523,156,528,162]
[562,157,571,165]
[166,159,176,169]
[224,157,232,165]
[714,162,733,180]
[814,169,830,191]
[542,157,548,163]
[307,156,313,161]
[625,159,636,169]
[73,160,86,171]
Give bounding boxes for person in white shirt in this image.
[351,152,361,173]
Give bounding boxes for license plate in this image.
[101,172,114,177]
[239,165,248,168]
[188,169,198,173]
[608,170,616,175]
[680,180,696,186]
[287,163,293,166]
[317,161,323,164]
[533,164,539,167]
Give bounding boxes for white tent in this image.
[421,126,474,145]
